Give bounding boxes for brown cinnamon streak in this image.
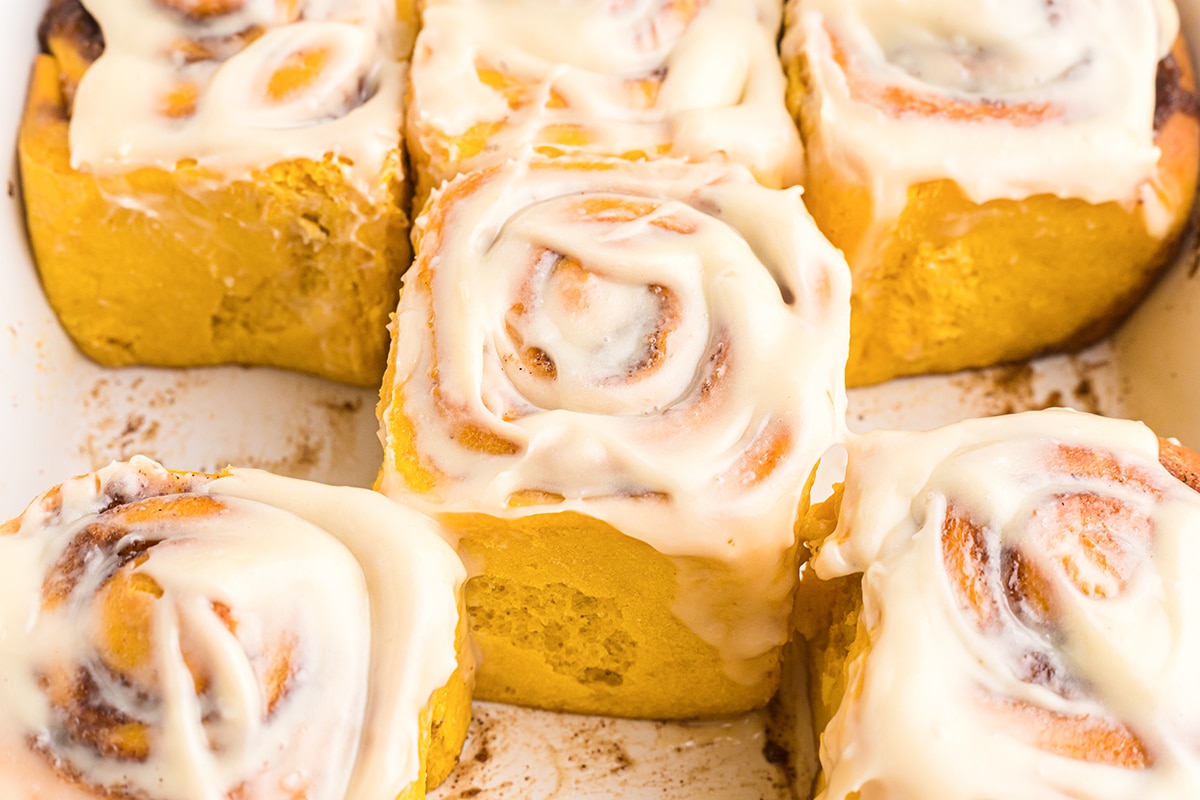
[1156,52,1200,132]
[38,0,103,62]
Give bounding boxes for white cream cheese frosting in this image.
[379,156,850,684]
[782,0,1180,234]
[810,409,1200,799]
[407,0,803,190]
[69,0,403,192]
[0,456,465,800]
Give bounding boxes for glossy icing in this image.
[379,156,850,684]
[408,0,803,191]
[0,457,464,800]
[70,0,403,192]
[811,410,1200,799]
[783,0,1180,235]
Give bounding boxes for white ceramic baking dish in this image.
[2,4,1198,798]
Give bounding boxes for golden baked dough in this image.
[19,0,410,386]
[799,411,1200,798]
[0,457,472,800]
[782,0,1200,386]
[377,155,850,719]
[405,0,802,214]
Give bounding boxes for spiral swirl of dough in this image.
[0,457,465,800]
[810,410,1200,799]
[783,0,1180,230]
[68,0,403,190]
[406,0,803,204]
[380,156,849,679]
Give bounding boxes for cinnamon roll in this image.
[404,0,803,213]
[19,0,410,385]
[0,457,472,800]
[799,409,1200,798]
[377,156,850,719]
[781,0,1200,386]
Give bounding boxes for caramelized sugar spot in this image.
[522,347,558,380]
[507,489,566,508]
[1001,547,1054,630]
[624,74,663,109]
[266,47,330,103]
[826,25,1059,126]
[115,494,226,524]
[986,696,1151,768]
[1027,493,1151,600]
[726,420,792,487]
[941,508,1001,631]
[476,64,568,110]
[1158,436,1200,494]
[261,637,298,718]
[158,81,199,119]
[449,120,503,161]
[1049,444,1161,497]
[570,196,697,234]
[452,422,522,456]
[539,123,589,148]
[211,600,238,634]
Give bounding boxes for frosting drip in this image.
[811,410,1200,799]
[381,157,850,682]
[0,457,464,800]
[783,0,1179,233]
[408,0,803,189]
[69,0,403,190]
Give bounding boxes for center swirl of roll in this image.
[211,22,381,130]
[490,194,713,417]
[384,157,850,523]
[860,1,1085,96]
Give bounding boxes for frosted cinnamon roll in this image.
[0,457,472,800]
[799,410,1200,798]
[19,0,411,385]
[377,156,850,719]
[405,0,803,213]
[780,0,1200,386]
